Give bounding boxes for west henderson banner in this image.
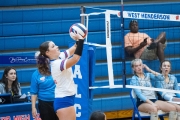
[0,44,95,120]
[123,11,180,22]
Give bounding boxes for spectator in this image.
[0,67,21,96]
[30,52,58,120]
[89,111,106,120]
[37,33,84,120]
[130,59,177,120]
[146,60,180,120]
[124,20,166,63]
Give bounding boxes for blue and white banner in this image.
[123,11,180,22]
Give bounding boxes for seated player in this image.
[124,20,166,63]
[130,59,177,120]
[145,60,180,120]
[0,67,21,96]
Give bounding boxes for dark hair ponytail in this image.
[37,41,51,76]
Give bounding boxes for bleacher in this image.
[0,0,180,119]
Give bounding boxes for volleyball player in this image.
[37,33,84,120]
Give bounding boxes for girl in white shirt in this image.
[37,34,84,120]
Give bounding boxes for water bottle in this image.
[27,92,31,102]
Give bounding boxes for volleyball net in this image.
[80,5,180,96]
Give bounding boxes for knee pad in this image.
[169,111,177,120]
[150,112,158,120]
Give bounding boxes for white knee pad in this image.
[169,111,177,120]
[150,112,158,120]
[177,112,180,120]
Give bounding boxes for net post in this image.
[80,6,86,24]
[120,0,126,88]
[80,6,88,42]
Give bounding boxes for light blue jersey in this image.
[155,74,180,101]
[130,73,157,102]
[30,70,55,101]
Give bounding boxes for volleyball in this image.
[69,23,88,40]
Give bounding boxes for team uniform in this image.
[50,50,76,112]
[130,73,157,107]
[154,74,180,101]
[30,70,58,120]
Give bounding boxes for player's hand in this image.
[32,107,37,118]
[140,38,148,47]
[151,103,160,110]
[143,64,151,72]
[73,33,84,41]
[143,64,148,69]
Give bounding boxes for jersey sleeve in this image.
[172,75,180,98]
[124,33,133,47]
[30,71,39,95]
[52,59,68,72]
[59,50,70,60]
[130,76,148,102]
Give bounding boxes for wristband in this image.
[76,41,79,45]
[74,40,84,56]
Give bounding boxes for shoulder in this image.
[131,75,138,82]
[169,74,177,80]
[125,33,133,39]
[125,32,130,36]
[141,32,149,37]
[146,72,155,78]
[51,59,61,64]
[32,69,39,75]
[32,69,41,78]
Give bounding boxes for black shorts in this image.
[38,99,58,120]
[137,98,157,108]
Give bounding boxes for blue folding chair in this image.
[130,90,167,120]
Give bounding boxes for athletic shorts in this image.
[137,99,157,108]
[140,42,166,60]
[54,95,75,112]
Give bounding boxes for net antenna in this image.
[80,9,120,88]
